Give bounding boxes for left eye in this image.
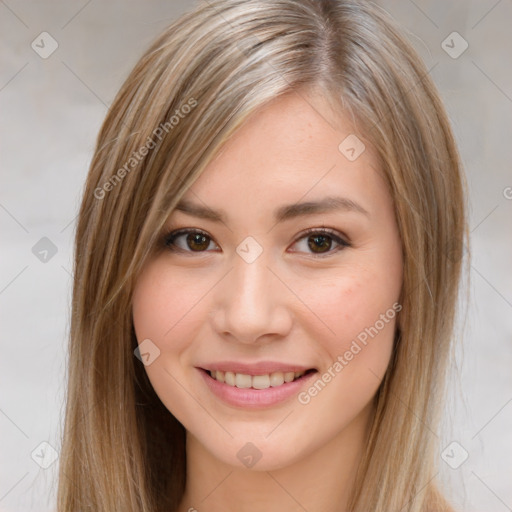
[163,228,350,257]
[291,228,350,256]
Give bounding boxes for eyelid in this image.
[291,226,350,256]
[163,228,220,255]
[162,226,350,256]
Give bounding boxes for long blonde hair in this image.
[57,0,468,510]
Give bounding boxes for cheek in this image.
[132,262,205,350]
[294,269,399,426]
[132,273,170,345]
[302,266,399,342]
[131,263,206,427]
[293,254,401,392]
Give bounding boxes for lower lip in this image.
[198,368,318,409]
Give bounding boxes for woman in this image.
[57,0,468,510]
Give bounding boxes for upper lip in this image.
[198,361,317,376]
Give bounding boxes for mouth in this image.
[203,368,317,390]
[197,365,319,408]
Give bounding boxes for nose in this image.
[210,250,293,345]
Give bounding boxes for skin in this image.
[132,88,403,512]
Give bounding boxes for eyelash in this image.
[161,226,350,258]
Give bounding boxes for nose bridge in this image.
[213,245,289,343]
[230,248,274,315]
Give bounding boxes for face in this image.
[132,89,403,471]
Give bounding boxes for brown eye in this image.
[163,227,349,258]
[291,228,350,257]
[307,233,334,253]
[184,232,210,251]
[164,229,217,253]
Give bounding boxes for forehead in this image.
[174,90,388,225]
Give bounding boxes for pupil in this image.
[188,233,209,251]
[308,234,331,253]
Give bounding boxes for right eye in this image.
[163,228,220,254]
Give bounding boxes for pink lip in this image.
[197,368,318,409]
[197,361,316,376]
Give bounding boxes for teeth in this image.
[225,371,235,386]
[269,372,284,387]
[284,371,295,383]
[235,373,252,388]
[209,370,307,389]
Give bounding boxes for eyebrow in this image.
[173,195,369,224]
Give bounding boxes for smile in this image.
[198,367,318,408]
[207,369,313,389]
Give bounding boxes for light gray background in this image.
[1,1,511,511]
